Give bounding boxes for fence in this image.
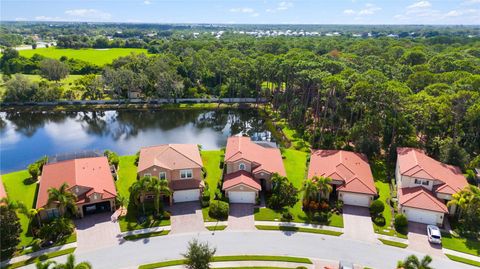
[47,150,104,164]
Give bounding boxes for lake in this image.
[0,108,273,173]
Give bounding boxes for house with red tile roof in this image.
[137,144,204,204]
[37,156,117,219]
[222,136,286,204]
[395,147,468,226]
[308,150,377,207]
[0,175,7,201]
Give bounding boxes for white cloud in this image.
[229,7,255,13]
[407,1,432,9]
[64,9,112,21]
[445,10,462,17]
[34,16,62,21]
[462,0,480,5]
[144,0,151,4]
[343,3,381,16]
[266,1,293,13]
[14,17,27,21]
[252,13,260,17]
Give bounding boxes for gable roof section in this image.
[222,170,261,191]
[308,150,376,195]
[225,136,286,176]
[399,187,448,213]
[138,144,203,172]
[0,176,6,199]
[397,147,468,195]
[36,157,117,208]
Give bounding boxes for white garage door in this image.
[173,189,200,203]
[228,191,256,204]
[404,207,439,225]
[341,192,371,207]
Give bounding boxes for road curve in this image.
[24,230,476,269]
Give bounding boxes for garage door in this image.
[228,191,256,204]
[341,192,371,207]
[404,207,439,225]
[173,189,200,203]
[82,201,111,216]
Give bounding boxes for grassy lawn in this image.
[441,232,480,256]
[18,232,77,256]
[378,238,408,248]
[19,47,150,66]
[118,204,171,232]
[254,149,344,228]
[116,155,138,198]
[123,230,170,241]
[256,225,343,236]
[139,255,311,269]
[445,254,480,267]
[206,225,227,231]
[1,170,38,247]
[201,150,223,197]
[5,247,76,269]
[0,74,84,95]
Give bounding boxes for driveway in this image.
[227,204,255,230]
[74,212,121,253]
[169,202,206,234]
[342,205,376,243]
[407,222,444,257]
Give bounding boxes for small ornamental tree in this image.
[369,200,385,216]
[267,173,299,209]
[183,239,216,269]
[104,150,120,168]
[394,214,408,233]
[0,205,22,258]
[208,200,229,220]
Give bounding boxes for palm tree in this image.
[47,183,78,217]
[19,204,44,235]
[35,260,57,269]
[313,176,333,199]
[129,176,152,214]
[116,194,128,215]
[150,177,171,216]
[397,255,433,269]
[302,178,319,203]
[0,197,23,211]
[447,185,480,217]
[54,254,92,269]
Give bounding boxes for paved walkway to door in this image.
[342,205,376,243]
[75,212,121,253]
[169,202,206,234]
[227,204,255,230]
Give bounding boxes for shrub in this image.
[209,200,229,220]
[38,217,74,242]
[369,200,385,216]
[28,163,40,180]
[373,215,386,226]
[266,174,299,209]
[312,211,329,223]
[104,150,120,168]
[394,214,408,232]
[335,200,344,211]
[201,189,210,208]
[281,211,293,221]
[163,211,171,219]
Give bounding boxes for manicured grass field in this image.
[19,47,150,66]
[201,150,223,197]
[378,238,408,248]
[0,74,84,96]
[255,225,343,236]
[445,254,480,267]
[116,155,138,198]
[123,230,170,241]
[206,225,227,231]
[254,149,344,228]
[139,255,312,269]
[441,232,480,256]
[5,247,76,269]
[1,170,38,247]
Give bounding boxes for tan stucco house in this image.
[396,147,468,226]
[137,144,204,204]
[222,136,286,204]
[36,156,117,219]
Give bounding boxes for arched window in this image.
[239,163,246,170]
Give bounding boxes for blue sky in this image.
[1,0,479,25]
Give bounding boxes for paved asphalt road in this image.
[24,230,475,269]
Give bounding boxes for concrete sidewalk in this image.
[148,260,315,269]
[443,248,480,262]
[255,220,344,232]
[0,242,77,267]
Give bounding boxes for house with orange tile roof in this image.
[308,150,377,207]
[0,175,7,201]
[37,156,117,219]
[395,147,468,226]
[137,144,204,204]
[222,136,286,204]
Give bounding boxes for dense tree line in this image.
[1,35,479,169]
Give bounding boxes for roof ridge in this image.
[404,187,445,210]
[348,177,376,193]
[169,144,203,167]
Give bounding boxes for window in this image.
[144,173,151,178]
[414,179,421,184]
[422,180,429,186]
[180,169,193,179]
[46,208,59,219]
[239,163,246,170]
[159,172,166,180]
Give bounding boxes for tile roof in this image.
[399,187,448,213]
[138,144,203,172]
[222,170,261,191]
[170,179,204,191]
[308,150,376,195]
[225,136,286,176]
[36,157,117,208]
[0,176,6,199]
[397,147,468,195]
